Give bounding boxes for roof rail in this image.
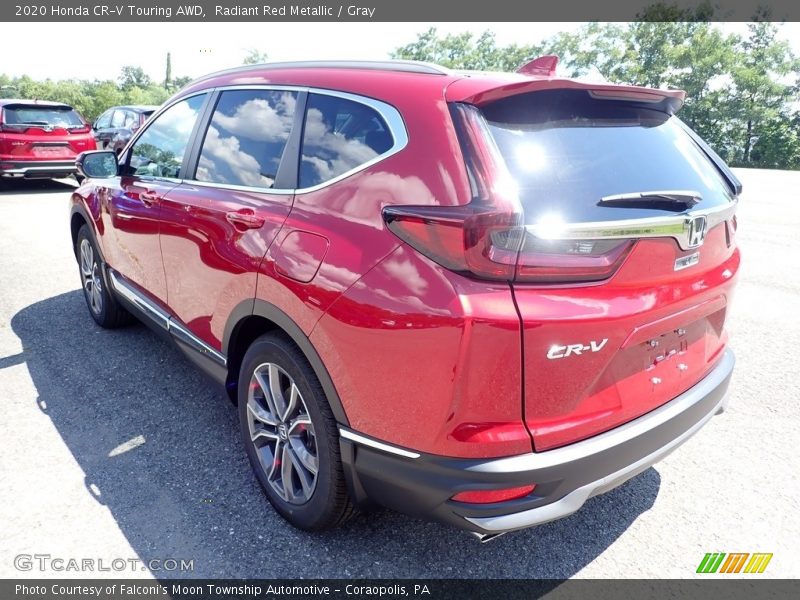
[187,60,452,87]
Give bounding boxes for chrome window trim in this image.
[181,84,409,196]
[181,179,293,196]
[527,198,738,251]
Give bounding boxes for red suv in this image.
[70,59,740,540]
[0,99,96,179]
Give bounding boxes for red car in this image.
[70,59,740,540]
[0,99,95,180]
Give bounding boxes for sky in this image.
[1,22,798,82]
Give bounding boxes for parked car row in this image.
[0,99,156,180]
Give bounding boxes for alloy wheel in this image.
[80,238,103,315]
[246,362,319,504]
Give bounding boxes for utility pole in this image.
[165,52,172,90]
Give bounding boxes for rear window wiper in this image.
[598,190,702,210]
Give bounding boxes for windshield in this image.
[481,90,734,225]
[2,105,84,127]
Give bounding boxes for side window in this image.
[195,89,297,189]
[95,110,112,129]
[122,111,138,129]
[110,110,126,128]
[128,94,206,179]
[299,93,394,189]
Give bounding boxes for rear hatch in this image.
[383,78,740,452]
[0,103,94,160]
[480,87,740,450]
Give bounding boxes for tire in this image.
[76,225,133,328]
[238,332,355,530]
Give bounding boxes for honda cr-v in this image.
[70,58,740,540]
[1,99,95,179]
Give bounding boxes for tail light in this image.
[383,103,632,283]
[68,125,91,134]
[451,484,536,504]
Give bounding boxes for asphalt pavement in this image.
[0,169,797,579]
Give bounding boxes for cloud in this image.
[213,93,295,143]
[196,125,274,188]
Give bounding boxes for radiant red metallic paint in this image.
[71,63,739,463]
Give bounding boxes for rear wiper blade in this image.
[599,190,702,209]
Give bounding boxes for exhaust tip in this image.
[470,531,507,543]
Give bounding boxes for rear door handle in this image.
[226,210,265,230]
[140,190,160,207]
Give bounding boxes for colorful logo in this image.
[696,553,773,574]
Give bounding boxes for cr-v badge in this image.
[547,339,608,359]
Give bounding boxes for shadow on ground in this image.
[0,178,77,195]
[9,290,661,578]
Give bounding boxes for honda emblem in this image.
[686,216,707,248]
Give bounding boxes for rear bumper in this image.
[0,160,77,178]
[339,348,734,535]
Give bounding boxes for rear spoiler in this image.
[446,77,686,115]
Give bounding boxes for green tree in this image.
[119,66,152,91]
[391,23,800,170]
[392,27,541,72]
[171,75,193,89]
[242,49,269,65]
[729,22,799,165]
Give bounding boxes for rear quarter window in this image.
[299,93,394,189]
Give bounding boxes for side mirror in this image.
[77,150,118,179]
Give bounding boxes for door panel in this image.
[159,184,292,349]
[159,89,299,350]
[100,94,208,303]
[103,176,177,302]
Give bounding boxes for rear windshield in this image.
[2,105,84,128]
[481,90,734,224]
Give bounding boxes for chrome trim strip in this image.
[108,270,227,367]
[339,428,421,459]
[180,179,293,196]
[466,349,734,475]
[108,270,169,329]
[466,350,734,532]
[468,392,726,532]
[1,164,76,174]
[527,199,737,251]
[182,85,409,196]
[168,319,227,367]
